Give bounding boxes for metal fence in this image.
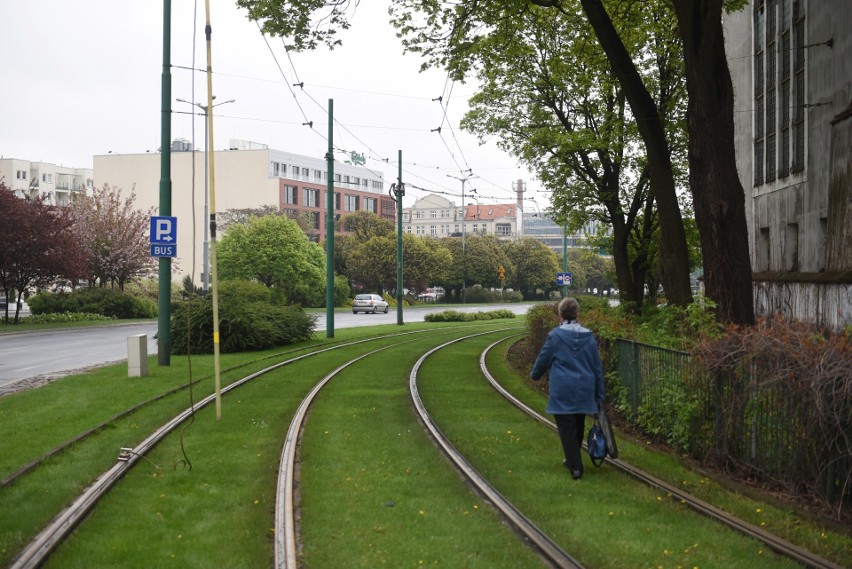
[614,339,850,511]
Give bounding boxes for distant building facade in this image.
[95,139,394,284]
[725,0,851,330]
[0,158,93,206]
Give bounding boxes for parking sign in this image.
[150,216,177,245]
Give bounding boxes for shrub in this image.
[424,309,516,322]
[170,279,317,355]
[28,288,157,319]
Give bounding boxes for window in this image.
[765,0,777,182]
[758,227,770,271]
[42,173,53,183]
[310,211,320,230]
[430,210,437,219]
[364,197,377,213]
[283,185,298,205]
[304,188,319,208]
[754,2,765,186]
[345,195,359,212]
[16,170,26,180]
[273,162,280,177]
[784,223,798,271]
[314,169,322,180]
[496,223,512,237]
[292,166,300,176]
[430,225,437,236]
[779,0,791,177]
[791,0,805,172]
[415,211,423,220]
[415,225,424,235]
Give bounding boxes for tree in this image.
[347,233,451,294]
[68,184,157,289]
[217,214,325,303]
[0,184,86,322]
[437,235,512,302]
[241,0,755,324]
[458,2,685,312]
[505,238,561,300]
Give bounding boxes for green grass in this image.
[0,321,847,568]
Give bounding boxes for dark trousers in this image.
[554,413,586,473]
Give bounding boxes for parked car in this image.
[352,294,389,314]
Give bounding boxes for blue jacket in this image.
[529,322,605,415]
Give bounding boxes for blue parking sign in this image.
[150,216,177,245]
[556,272,573,286]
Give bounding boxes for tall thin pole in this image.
[325,99,335,338]
[562,227,568,298]
[203,0,223,420]
[447,172,476,304]
[202,113,209,293]
[157,0,172,366]
[395,150,404,325]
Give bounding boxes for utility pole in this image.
[447,171,476,304]
[157,0,172,366]
[325,99,335,338]
[393,150,404,325]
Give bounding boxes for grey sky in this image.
[0,1,547,210]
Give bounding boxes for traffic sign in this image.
[151,244,177,258]
[150,216,177,245]
[556,272,573,286]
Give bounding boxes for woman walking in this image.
[530,298,605,480]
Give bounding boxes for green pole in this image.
[562,226,568,298]
[396,150,404,325]
[325,99,335,338]
[157,0,172,366]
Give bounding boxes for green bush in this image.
[28,289,157,319]
[170,279,317,355]
[424,309,516,322]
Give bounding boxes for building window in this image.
[784,223,798,271]
[16,170,27,180]
[364,197,377,213]
[310,211,320,230]
[415,211,423,220]
[779,0,791,177]
[345,195,360,212]
[304,188,319,208]
[42,173,53,183]
[430,225,437,236]
[415,225,424,235]
[273,162,280,177]
[314,169,322,180]
[496,223,511,237]
[430,210,437,218]
[753,2,765,186]
[758,227,770,271]
[765,0,777,182]
[292,166,300,177]
[791,0,805,172]
[283,185,298,205]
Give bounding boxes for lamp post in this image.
[176,96,235,293]
[447,172,476,303]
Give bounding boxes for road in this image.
[0,304,536,392]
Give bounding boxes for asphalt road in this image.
[0,304,536,391]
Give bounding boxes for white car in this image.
[352,294,389,314]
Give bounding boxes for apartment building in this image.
[0,158,93,206]
[95,139,394,285]
[402,194,519,239]
[725,0,851,330]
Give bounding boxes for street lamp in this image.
[447,172,477,303]
[176,96,235,293]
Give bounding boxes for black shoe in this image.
[572,470,583,480]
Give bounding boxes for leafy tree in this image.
[347,233,451,294]
[436,235,512,302]
[241,0,754,324]
[68,184,156,290]
[217,214,325,304]
[505,238,561,300]
[0,184,86,322]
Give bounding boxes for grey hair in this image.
[557,297,579,321]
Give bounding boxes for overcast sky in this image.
[0,1,549,210]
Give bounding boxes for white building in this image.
[0,158,93,206]
[402,193,519,239]
[95,139,393,285]
[725,0,851,330]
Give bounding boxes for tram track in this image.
[7,326,453,569]
[4,324,845,568]
[477,336,845,569]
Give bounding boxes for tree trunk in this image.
[672,0,755,325]
[579,0,693,307]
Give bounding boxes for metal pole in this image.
[562,226,568,298]
[447,172,476,304]
[396,150,404,325]
[157,0,172,366]
[325,99,335,338]
[202,112,209,293]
